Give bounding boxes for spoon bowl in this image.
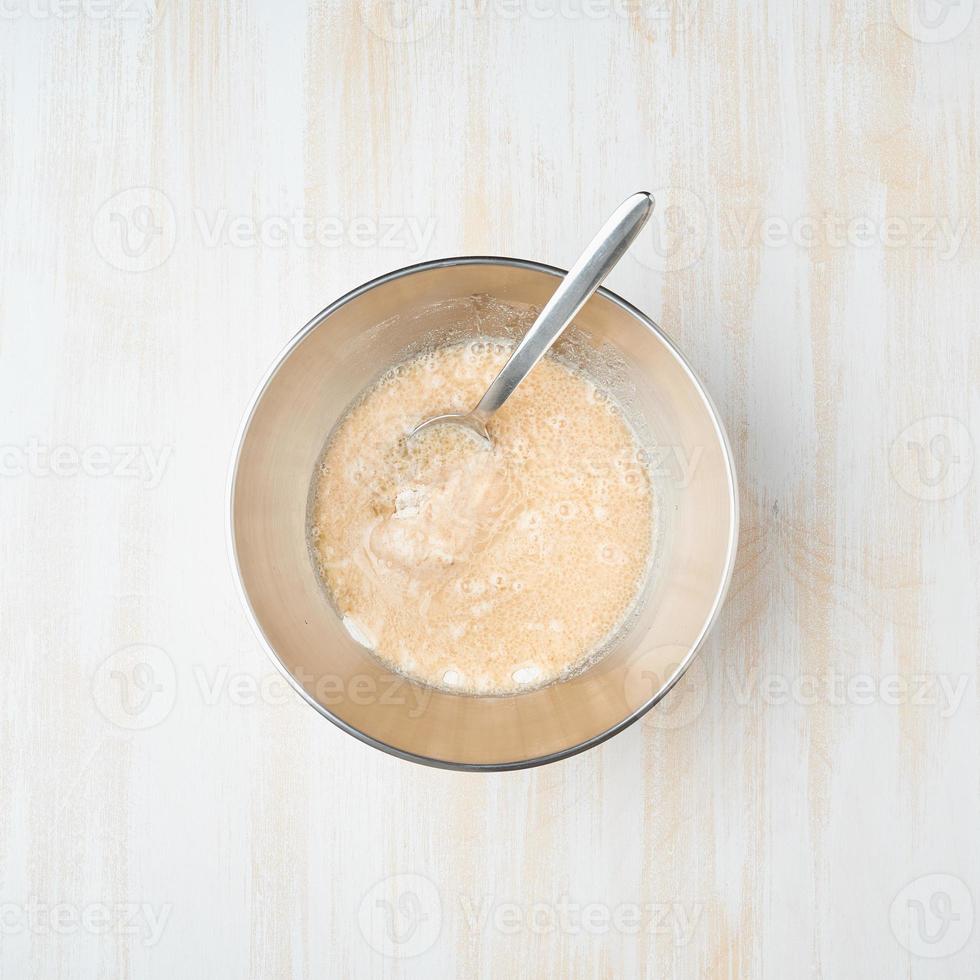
[410,411,491,445]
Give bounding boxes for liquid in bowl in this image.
[309,337,656,695]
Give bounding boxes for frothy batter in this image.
[310,339,654,694]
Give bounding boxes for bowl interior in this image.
[230,259,737,769]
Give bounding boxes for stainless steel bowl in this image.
[229,257,738,770]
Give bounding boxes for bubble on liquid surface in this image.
[343,615,376,650]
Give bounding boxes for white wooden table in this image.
[2,2,977,976]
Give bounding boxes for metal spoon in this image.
[410,191,655,444]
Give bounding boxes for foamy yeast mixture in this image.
[310,339,654,694]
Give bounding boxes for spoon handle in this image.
[472,191,654,424]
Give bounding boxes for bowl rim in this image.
[227,255,740,772]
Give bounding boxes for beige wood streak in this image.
[0,1,976,977]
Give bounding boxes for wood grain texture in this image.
[1,1,977,976]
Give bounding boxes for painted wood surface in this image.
[1,1,977,976]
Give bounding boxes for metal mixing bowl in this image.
[229,257,738,770]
